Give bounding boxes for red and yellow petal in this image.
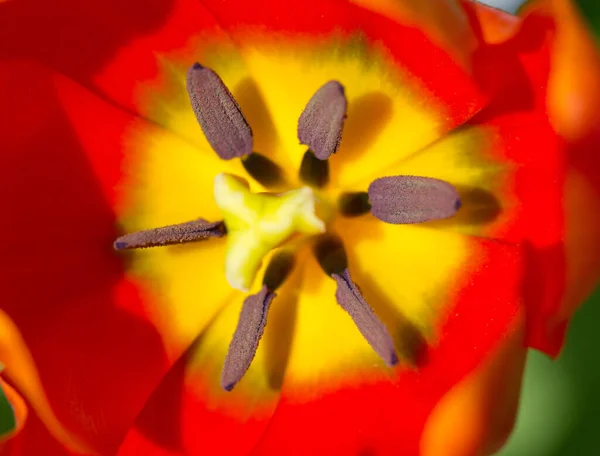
[249,238,524,455]
[420,320,526,456]
[347,55,566,353]
[118,236,525,456]
[117,254,304,455]
[0,59,240,453]
[64,0,491,189]
[0,0,180,86]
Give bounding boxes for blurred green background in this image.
[498,290,600,456]
[485,2,600,454]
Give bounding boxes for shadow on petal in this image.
[234,77,281,160]
[262,271,302,391]
[426,185,502,229]
[336,92,393,166]
[341,249,429,367]
[134,343,187,452]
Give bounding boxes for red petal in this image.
[420,320,526,456]
[476,5,600,355]
[461,0,522,45]
[118,237,521,455]
[518,1,600,353]
[350,0,477,69]
[117,269,307,455]
[80,0,493,191]
[0,0,178,85]
[523,0,600,143]
[0,414,76,456]
[117,346,277,456]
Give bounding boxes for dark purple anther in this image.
[297,81,347,160]
[113,218,225,250]
[187,63,253,160]
[221,285,276,391]
[332,269,398,367]
[368,176,461,224]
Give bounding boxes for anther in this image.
[333,269,399,367]
[368,176,461,224]
[298,81,347,160]
[187,63,253,160]
[338,192,371,217]
[313,234,398,366]
[299,149,329,188]
[221,285,275,391]
[113,219,225,250]
[221,251,295,392]
[241,152,285,187]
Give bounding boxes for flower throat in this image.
[114,63,461,391]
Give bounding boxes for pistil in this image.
[214,173,325,291]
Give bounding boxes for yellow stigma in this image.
[214,173,326,291]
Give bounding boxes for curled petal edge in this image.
[0,379,27,443]
[0,310,94,454]
[420,314,526,456]
[522,0,600,143]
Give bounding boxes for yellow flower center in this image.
[112,33,506,392]
[114,62,464,391]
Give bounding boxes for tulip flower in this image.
[0,0,598,455]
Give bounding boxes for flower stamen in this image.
[221,251,295,391]
[298,81,347,160]
[368,176,461,224]
[113,218,225,250]
[221,284,275,391]
[332,269,399,367]
[313,234,399,367]
[187,63,253,160]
